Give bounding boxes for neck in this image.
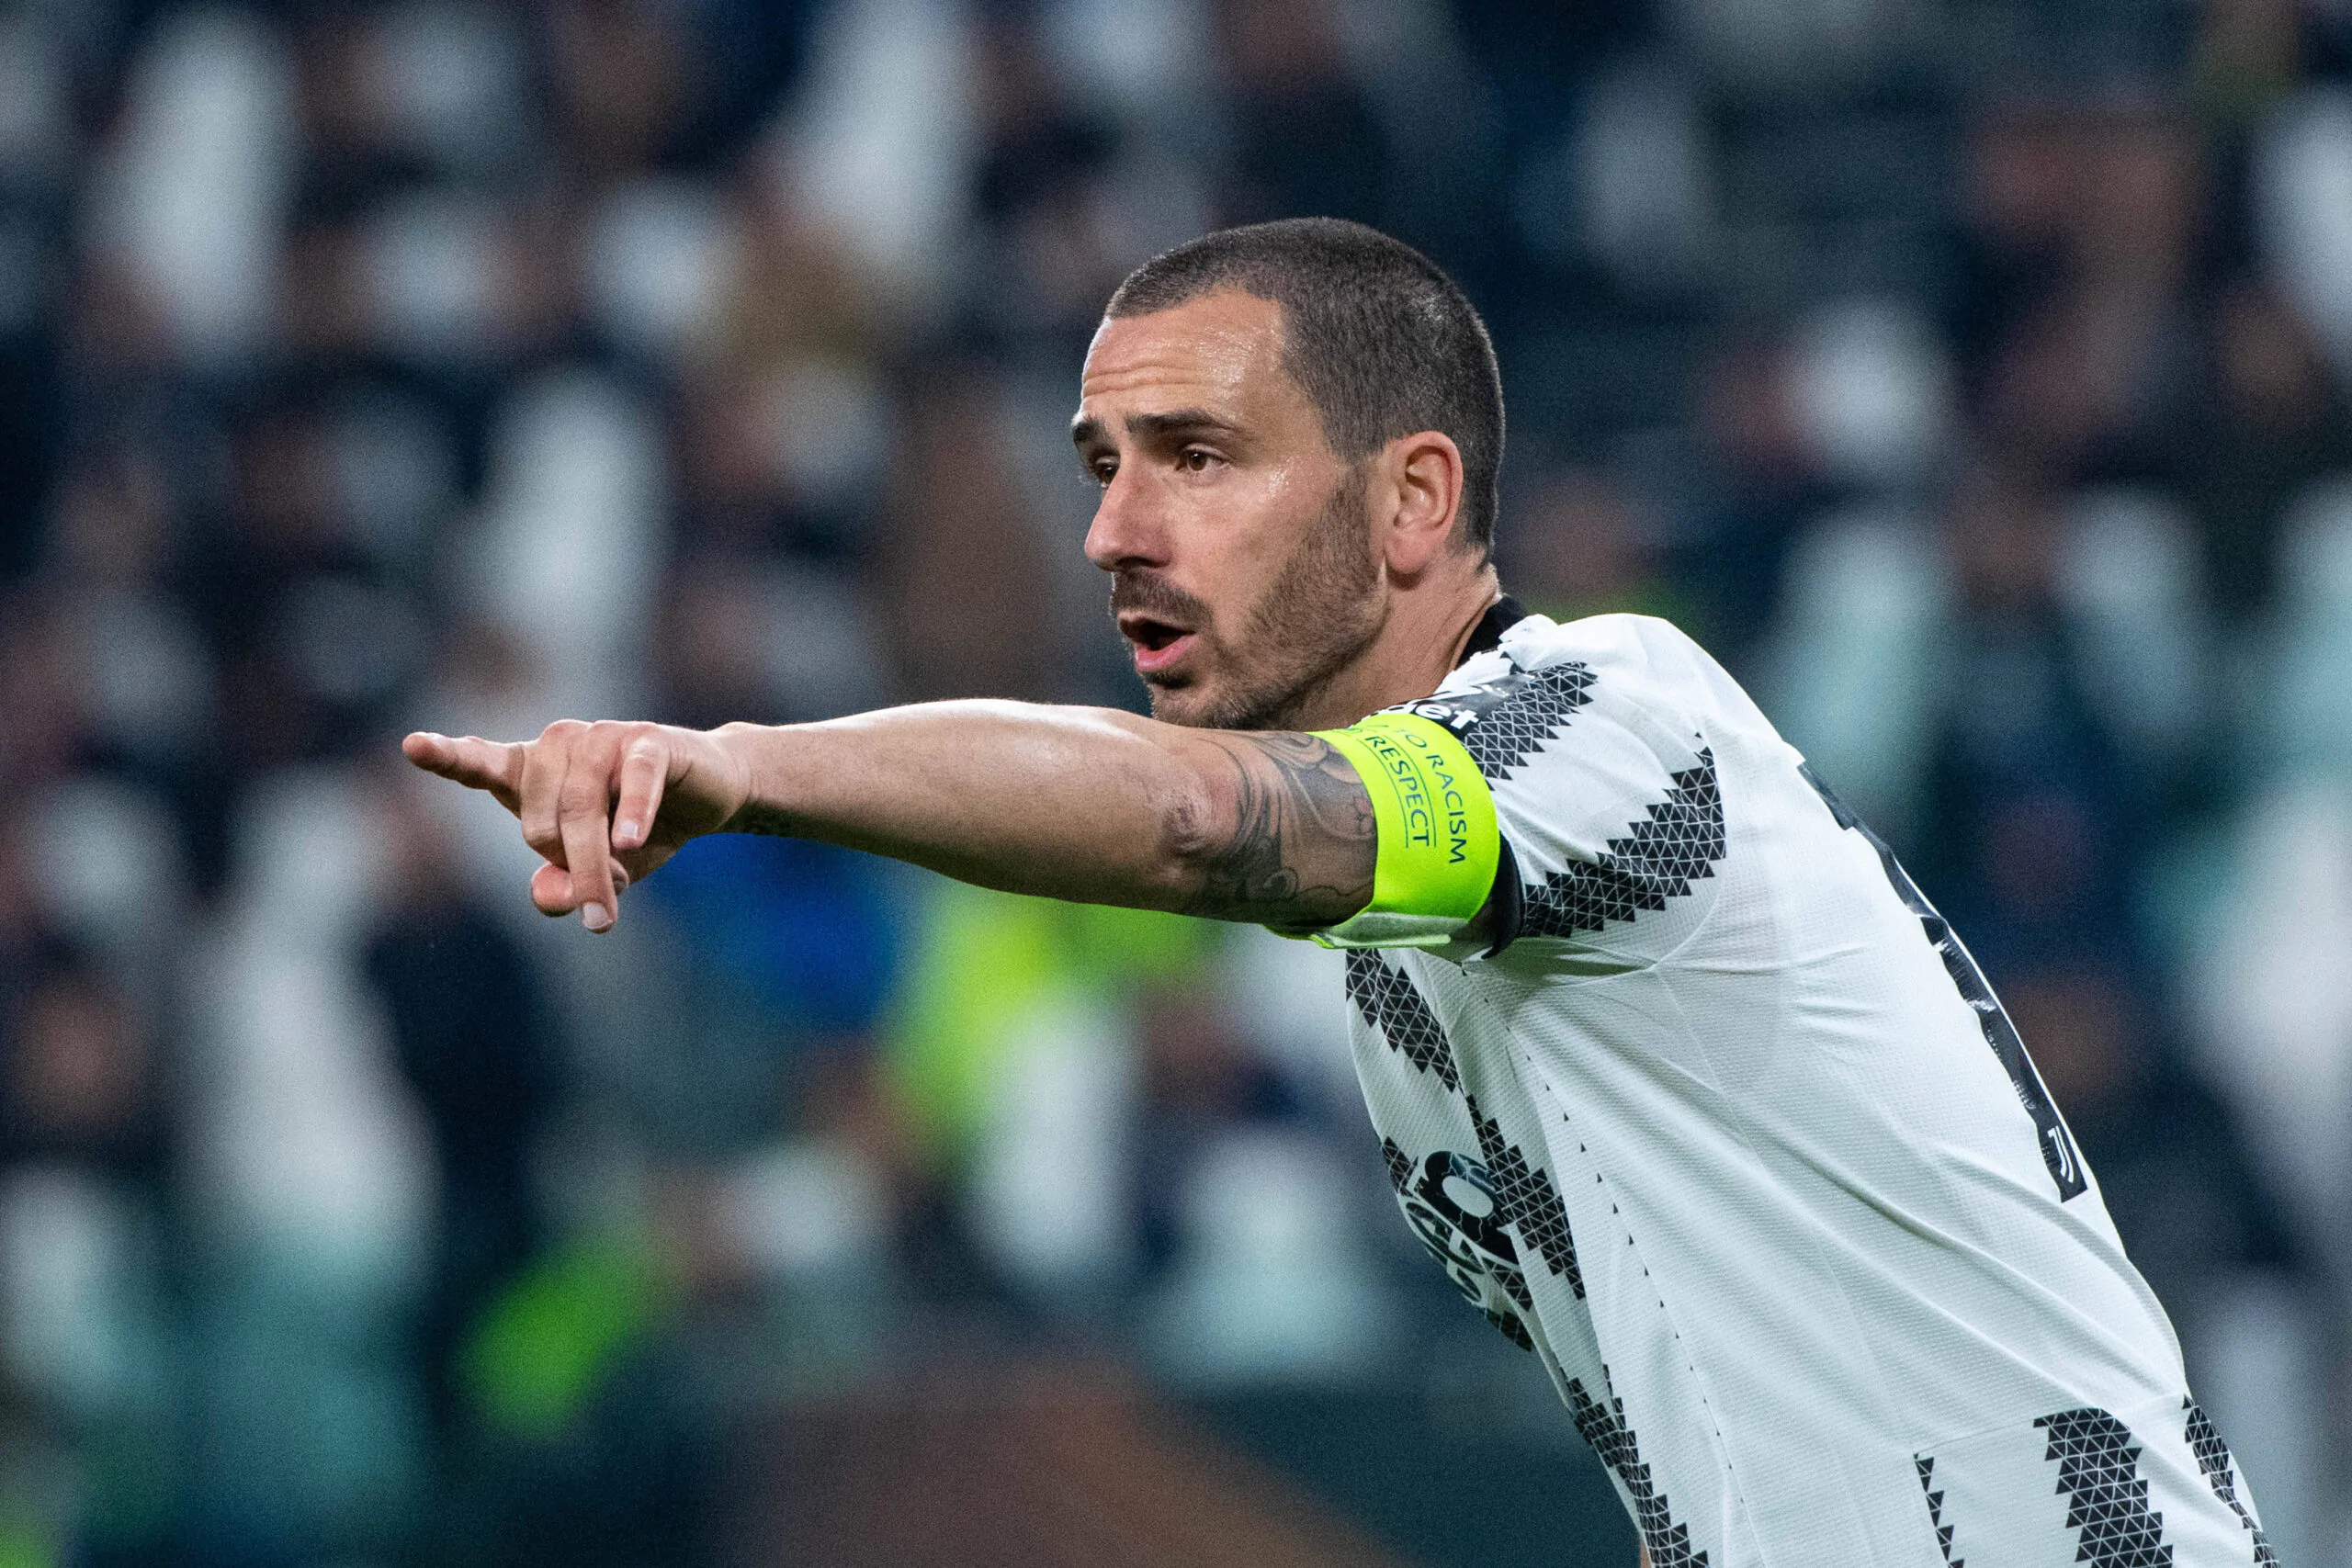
[1289,557,1502,730]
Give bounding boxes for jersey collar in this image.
[1454,594,1528,669]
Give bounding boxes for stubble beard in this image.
[1135,466,1385,732]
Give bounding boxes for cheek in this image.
[1198,538,1292,649]
[1216,468,1317,570]
[1148,460,1328,643]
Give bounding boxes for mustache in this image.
[1109,570,1212,628]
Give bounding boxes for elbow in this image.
[1152,760,1227,904]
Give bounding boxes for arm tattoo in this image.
[1183,733,1375,934]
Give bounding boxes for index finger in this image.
[402,732,526,814]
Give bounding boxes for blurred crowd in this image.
[3,0,2352,1562]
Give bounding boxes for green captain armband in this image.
[1308,711,1500,950]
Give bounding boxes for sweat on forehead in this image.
[1102,217,1507,557]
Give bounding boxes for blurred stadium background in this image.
[1,0,2350,1562]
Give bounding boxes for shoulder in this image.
[1497,612,1717,683]
[1407,614,1724,772]
[1421,615,1736,960]
[1431,612,1721,696]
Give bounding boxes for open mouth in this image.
[1118,615,1198,676]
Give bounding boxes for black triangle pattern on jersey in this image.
[1486,1253,1535,1312]
[1464,1093,1583,1298]
[1379,1136,1414,1197]
[1398,661,1597,782]
[1484,1305,1535,1351]
[1916,1456,1964,1568]
[1457,663,1597,780]
[1568,1368,1708,1568]
[1350,957,1581,1302]
[2036,1408,2172,1568]
[1521,752,1726,941]
[1344,950,1461,1089]
[2184,1400,2278,1565]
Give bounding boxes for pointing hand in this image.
[401,721,752,932]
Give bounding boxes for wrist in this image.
[709,720,786,835]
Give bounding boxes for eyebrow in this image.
[1069,408,1241,448]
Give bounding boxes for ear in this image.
[1376,431,1466,577]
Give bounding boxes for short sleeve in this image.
[1396,626,1726,967]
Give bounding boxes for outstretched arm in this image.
[401,702,1374,936]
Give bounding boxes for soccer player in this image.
[406,220,2278,1565]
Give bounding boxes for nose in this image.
[1083,468,1167,574]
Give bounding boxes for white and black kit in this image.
[1332,605,2277,1567]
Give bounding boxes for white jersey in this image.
[1343,610,2277,1566]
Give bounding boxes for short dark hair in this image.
[1105,218,1505,556]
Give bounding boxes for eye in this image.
[1178,447,1217,473]
[1090,457,1116,487]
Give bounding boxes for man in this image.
[407,220,2276,1564]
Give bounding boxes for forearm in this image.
[718,702,1193,904]
[715,701,1374,930]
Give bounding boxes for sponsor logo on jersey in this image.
[1397,1148,1532,1330]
